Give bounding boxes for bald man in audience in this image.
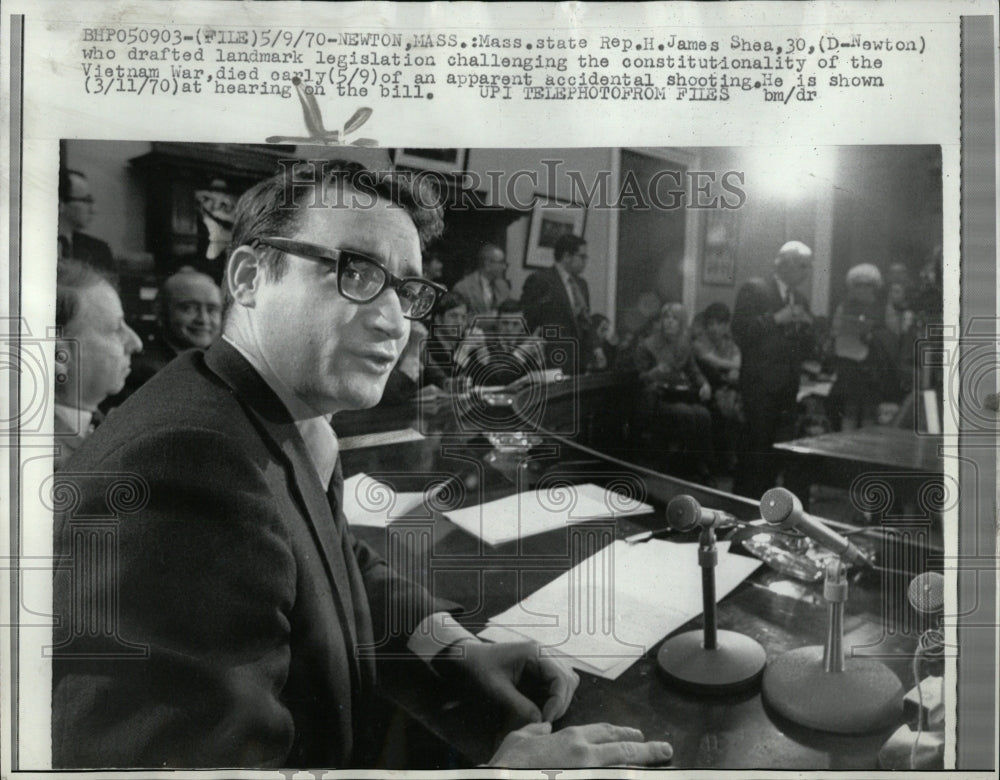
[119,269,223,400]
[451,243,511,317]
[731,240,816,500]
[54,260,142,469]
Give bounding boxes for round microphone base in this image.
[762,645,904,733]
[657,630,766,695]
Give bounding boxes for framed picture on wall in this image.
[524,196,587,269]
[391,148,468,175]
[702,208,740,286]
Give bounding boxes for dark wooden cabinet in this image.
[130,143,295,279]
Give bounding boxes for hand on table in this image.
[698,382,712,402]
[488,722,673,768]
[434,640,579,726]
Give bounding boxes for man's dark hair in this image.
[56,259,112,330]
[58,169,86,203]
[223,159,445,316]
[553,234,586,263]
[701,302,732,326]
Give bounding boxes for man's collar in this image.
[222,335,339,487]
[54,403,93,433]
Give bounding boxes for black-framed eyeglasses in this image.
[254,236,447,320]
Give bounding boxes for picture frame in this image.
[524,196,588,270]
[701,207,740,286]
[391,148,468,175]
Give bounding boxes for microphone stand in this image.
[762,558,904,732]
[657,524,766,694]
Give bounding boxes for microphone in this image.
[656,494,766,694]
[908,571,945,663]
[908,571,944,615]
[759,487,870,566]
[666,494,736,532]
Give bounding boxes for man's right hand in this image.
[487,722,673,768]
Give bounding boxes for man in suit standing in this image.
[52,161,672,770]
[731,240,816,500]
[451,243,510,318]
[58,169,117,274]
[521,234,595,372]
[53,259,142,469]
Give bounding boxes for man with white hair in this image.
[53,259,143,469]
[731,240,816,499]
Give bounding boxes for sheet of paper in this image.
[478,539,762,680]
[443,483,654,545]
[341,472,434,528]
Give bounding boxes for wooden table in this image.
[335,402,927,770]
[773,427,945,534]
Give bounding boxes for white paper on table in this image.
[443,483,654,545]
[341,472,436,528]
[478,539,762,680]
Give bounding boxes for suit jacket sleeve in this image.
[52,428,299,768]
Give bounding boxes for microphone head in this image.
[908,571,945,614]
[759,487,801,527]
[666,494,701,532]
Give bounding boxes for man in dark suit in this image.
[731,240,816,499]
[521,234,595,372]
[451,243,511,318]
[58,168,116,274]
[52,161,672,770]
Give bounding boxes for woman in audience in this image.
[827,263,889,430]
[620,302,713,482]
[693,302,743,474]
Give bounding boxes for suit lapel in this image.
[203,342,362,656]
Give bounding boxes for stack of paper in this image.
[479,539,762,680]
[442,483,654,546]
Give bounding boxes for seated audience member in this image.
[53,260,142,469]
[693,302,743,473]
[827,263,889,430]
[873,277,917,410]
[620,302,713,481]
[58,169,117,274]
[472,299,547,387]
[422,293,488,391]
[451,243,511,317]
[115,268,223,402]
[590,313,620,371]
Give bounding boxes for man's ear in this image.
[226,246,262,308]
